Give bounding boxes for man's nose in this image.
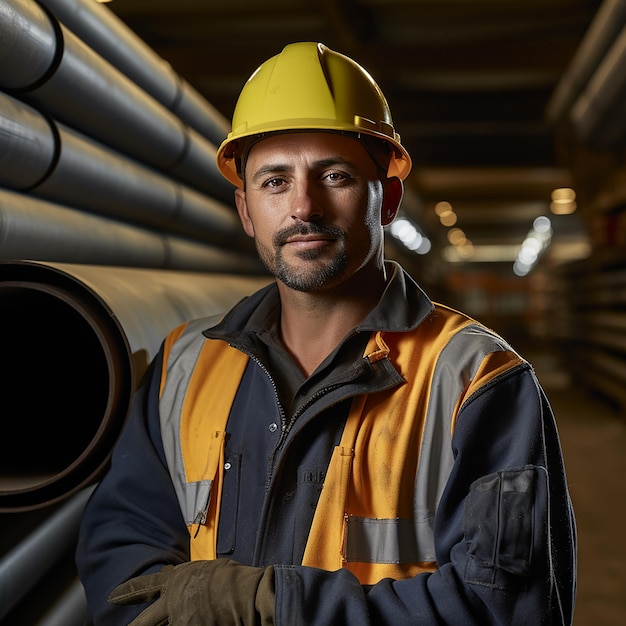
[290,179,323,222]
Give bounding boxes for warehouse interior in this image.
[0,0,625,623]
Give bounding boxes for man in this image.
[77,42,576,625]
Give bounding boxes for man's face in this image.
[234,132,393,293]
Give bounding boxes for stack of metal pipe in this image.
[0,1,267,622]
[0,0,263,269]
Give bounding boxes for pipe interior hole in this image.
[0,286,110,491]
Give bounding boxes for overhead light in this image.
[435,200,458,226]
[444,244,518,263]
[447,227,467,246]
[513,216,553,276]
[439,211,458,226]
[435,201,453,216]
[550,187,577,215]
[455,242,475,259]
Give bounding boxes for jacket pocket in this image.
[216,453,241,555]
[463,466,536,589]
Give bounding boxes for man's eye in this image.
[324,171,348,183]
[263,177,285,188]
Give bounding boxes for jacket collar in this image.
[203,261,434,342]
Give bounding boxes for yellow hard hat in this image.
[216,42,412,187]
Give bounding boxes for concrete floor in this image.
[530,351,626,626]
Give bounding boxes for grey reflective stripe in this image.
[159,315,222,526]
[345,517,422,563]
[412,323,514,561]
[345,323,516,565]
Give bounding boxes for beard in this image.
[256,223,349,292]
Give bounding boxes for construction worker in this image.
[77,42,576,625]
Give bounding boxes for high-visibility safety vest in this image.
[158,306,524,585]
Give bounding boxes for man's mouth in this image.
[275,225,343,248]
[285,234,334,248]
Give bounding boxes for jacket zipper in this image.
[229,341,368,487]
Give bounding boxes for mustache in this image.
[273,223,345,246]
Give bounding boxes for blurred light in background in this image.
[550,187,577,215]
[436,201,458,227]
[513,215,553,276]
[387,217,432,255]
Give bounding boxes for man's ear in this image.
[234,188,255,238]
[381,177,404,226]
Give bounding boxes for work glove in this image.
[108,558,275,626]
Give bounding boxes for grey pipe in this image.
[0,0,57,91]
[0,261,268,511]
[0,188,165,266]
[0,88,56,190]
[0,487,93,620]
[165,236,264,273]
[38,0,230,147]
[0,188,262,272]
[0,0,233,202]
[0,90,246,249]
[35,578,87,626]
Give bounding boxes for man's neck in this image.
[277,270,387,377]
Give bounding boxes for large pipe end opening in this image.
[0,264,132,511]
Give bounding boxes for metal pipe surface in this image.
[39,0,231,146]
[164,236,263,273]
[0,91,245,248]
[0,88,57,190]
[0,189,165,266]
[0,261,268,510]
[0,0,233,201]
[35,578,87,626]
[0,0,57,91]
[0,487,93,620]
[0,188,261,272]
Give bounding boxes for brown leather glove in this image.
[108,559,275,625]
